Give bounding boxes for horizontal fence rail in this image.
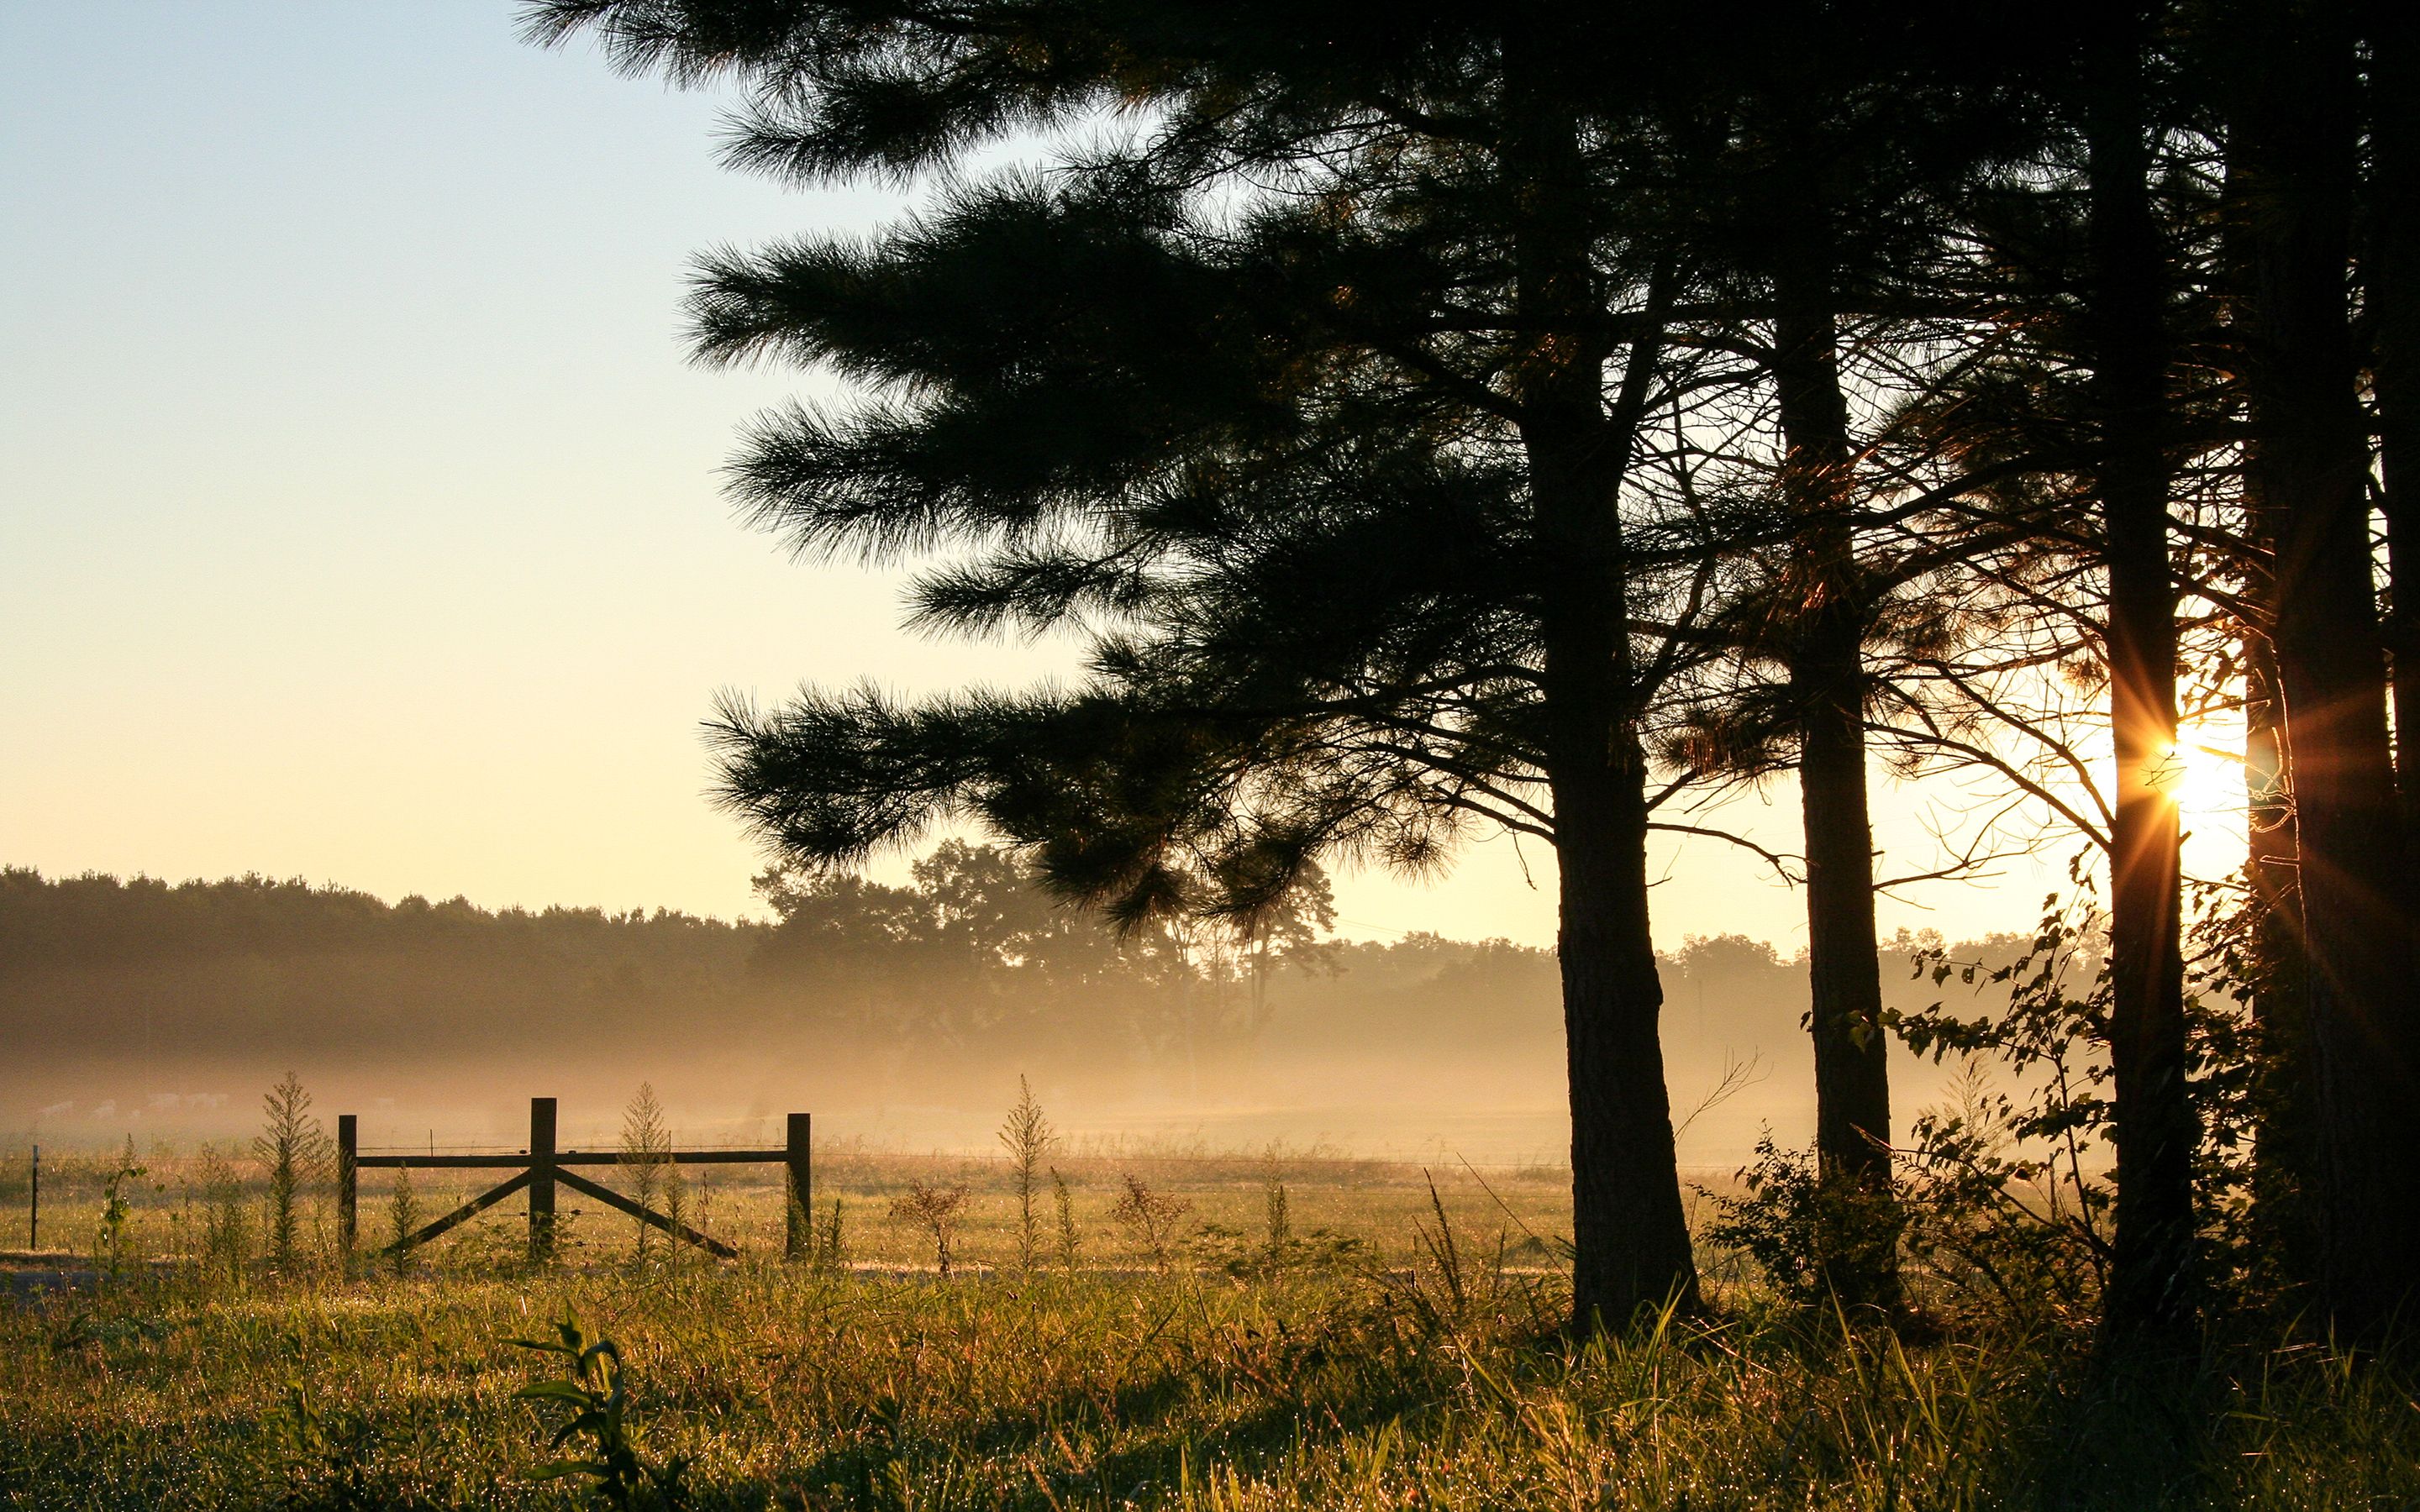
[337,1098,809,1267]
[347,1148,801,1169]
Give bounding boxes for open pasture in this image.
[1,1149,2413,1511]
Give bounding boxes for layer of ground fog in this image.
[2,864,2028,1167]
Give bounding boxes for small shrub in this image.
[1704,1136,1905,1311]
[889,1181,969,1276]
[1110,1174,1192,1270]
[1263,1148,1292,1273]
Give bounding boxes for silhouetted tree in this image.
[2224,0,2420,1337]
[519,0,2420,1342]
[528,0,1776,1325]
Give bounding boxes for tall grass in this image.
[1,1248,2411,1509]
[3,1114,2409,1509]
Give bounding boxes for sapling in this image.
[1262,1147,1292,1273]
[1051,1168,1081,1271]
[1110,1174,1192,1271]
[387,1164,421,1276]
[997,1077,1055,1271]
[255,1072,331,1272]
[889,1181,969,1276]
[618,1084,672,1264]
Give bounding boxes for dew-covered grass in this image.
[3,1164,2413,1510]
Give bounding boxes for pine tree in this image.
[525,0,2420,1339]
[2223,0,2420,1336]
[254,1071,331,1273]
[387,1163,421,1278]
[997,1077,1055,1272]
[619,1083,673,1263]
[532,0,1735,1326]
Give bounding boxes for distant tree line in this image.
[2,860,2003,1132]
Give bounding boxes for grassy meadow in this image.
[2,1143,2416,1510]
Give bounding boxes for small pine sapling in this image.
[618,1084,673,1264]
[386,1164,421,1276]
[888,1181,969,1277]
[1051,1168,1081,1271]
[997,1077,1056,1271]
[1262,1148,1292,1273]
[255,1072,332,1273]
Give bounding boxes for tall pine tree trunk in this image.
[1546,698,1702,1327]
[2365,0,2420,833]
[2243,623,2317,1281]
[2223,88,2320,1291]
[1772,308,1894,1206]
[2237,0,2420,1337]
[2084,12,2196,1336]
[1507,26,1699,1328]
[1535,409,1702,1326]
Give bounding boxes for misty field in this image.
[3,1151,2415,1511]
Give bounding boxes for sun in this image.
[2156,732,2247,827]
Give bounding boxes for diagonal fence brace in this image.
[382,1168,534,1255]
[554,1167,739,1258]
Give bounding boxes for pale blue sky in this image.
[0,2,2115,949]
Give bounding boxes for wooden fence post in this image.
[785,1112,812,1261]
[28,1143,37,1251]
[529,1097,556,1263]
[337,1115,357,1268]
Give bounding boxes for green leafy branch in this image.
[509,1312,688,1509]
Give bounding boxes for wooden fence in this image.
[337,1097,809,1264]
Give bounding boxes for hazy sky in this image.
[2,3,2194,952]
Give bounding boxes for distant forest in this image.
[2,853,2023,1156]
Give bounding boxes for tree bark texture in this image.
[1534,412,1702,1326]
[1506,31,1701,1328]
[2084,14,2197,1336]
[2237,0,2420,1337]
[2365,0,2420,838]
[1772,307,1893,1194]
[2243,625,2317,1283]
